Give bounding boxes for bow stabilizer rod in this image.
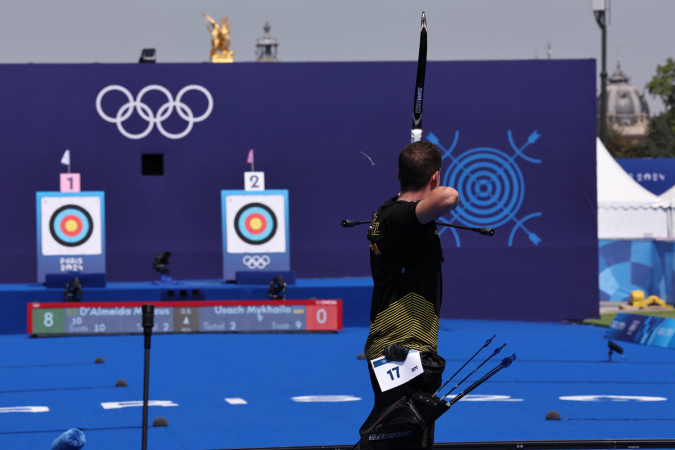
[341,219,494,236]
[411,12,427,143]
[341,220,371,228]
[436,221,495,236]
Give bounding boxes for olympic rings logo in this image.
[95,85,213,139]
[242,255,271,269]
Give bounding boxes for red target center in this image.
[60,215,83,236]
[245,213,267,235]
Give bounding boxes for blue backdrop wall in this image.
[0,60,598,321]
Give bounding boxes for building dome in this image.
[599,62,650,138]
[255,21,279,62]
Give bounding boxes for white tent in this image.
[659,180,675,202]
[597,138,671,238]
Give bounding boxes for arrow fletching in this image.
[501,354,516,368]
[484,334,496,347]
[491,343,506,356]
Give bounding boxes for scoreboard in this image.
[28,300,342,336]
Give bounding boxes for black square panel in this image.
[142,154,164,176]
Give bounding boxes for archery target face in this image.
[40,196,102,255]
[226,195,286,253]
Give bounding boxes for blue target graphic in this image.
[234,203,277,245]
[49,205,93,247]
[426,130,543,247]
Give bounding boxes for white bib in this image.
[370,349,424,392]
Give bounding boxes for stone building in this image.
[599,62,650,139]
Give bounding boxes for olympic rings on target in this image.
[95,84,213,139]
[242,255,271,269]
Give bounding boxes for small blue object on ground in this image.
[51,428,85,450]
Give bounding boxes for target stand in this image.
[220,190,291,281]
[36,192,106,285]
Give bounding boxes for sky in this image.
[1,0,673,114]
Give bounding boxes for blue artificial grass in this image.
[1,320,674,450]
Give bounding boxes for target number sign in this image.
[244,172,265,191]
[60,173,81,193]
[40,195,102,255]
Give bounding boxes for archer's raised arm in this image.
[416,186,459,224]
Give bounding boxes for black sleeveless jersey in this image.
[364,196,444,360]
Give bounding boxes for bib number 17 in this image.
[370,349,424,392]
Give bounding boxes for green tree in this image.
[642,113,675,156]
[618,115,675,158]
[623,57,675,158]
[646,57,675,111]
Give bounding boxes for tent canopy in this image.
[597,138,667,207]
[597,138,671,239]
[659,181,675,200]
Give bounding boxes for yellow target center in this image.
[65,220,79,232]
[249,217,263,230]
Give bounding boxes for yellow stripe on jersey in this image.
[364,292,439,360]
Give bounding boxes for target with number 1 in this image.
[39,195,103,255]
[49,205,94,247]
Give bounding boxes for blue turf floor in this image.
[1,319,675,449]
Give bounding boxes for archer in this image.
[358,141,459,449]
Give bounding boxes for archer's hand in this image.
[384,344,410,362]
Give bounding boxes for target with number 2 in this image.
[223,192,287,254]
[234,203,278,245]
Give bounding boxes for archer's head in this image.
[398,141,442,194]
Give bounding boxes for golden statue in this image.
[204,14,234,63]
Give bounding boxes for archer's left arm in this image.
[415,186,459,224]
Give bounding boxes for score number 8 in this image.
[43,312,54,328]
